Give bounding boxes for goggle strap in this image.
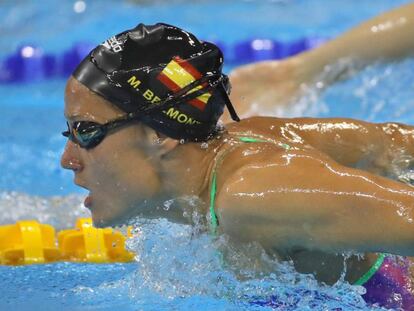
[221,84,240,122]
[141,73,240,123]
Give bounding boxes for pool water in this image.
[0,219,376,311]
[0,0,413,310]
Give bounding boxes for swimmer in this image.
[61,22,414,308]
[227,2,414,122]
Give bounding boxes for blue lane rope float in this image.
[0,37,328,84]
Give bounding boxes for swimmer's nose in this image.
[60,141,83,171]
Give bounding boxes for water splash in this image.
[317,58,414,123]
[0,191,90,229]
[111,216,384,310]
[0,193,396,310]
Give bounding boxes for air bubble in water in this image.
[163,199,174,211]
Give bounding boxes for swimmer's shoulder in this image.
[211,140,293,246]
[213,132,290,191]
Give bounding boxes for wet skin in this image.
[62,78,414,285]
[220,118,414,283]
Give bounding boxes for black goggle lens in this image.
[62,113,141,149]
[62,121,106,149]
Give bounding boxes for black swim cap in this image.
[73,23,239,141]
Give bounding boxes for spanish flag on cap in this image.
[157,56,211,111]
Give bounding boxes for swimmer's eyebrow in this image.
[64,113,79,121]
[64,112,108,123]
[64,113,91,122]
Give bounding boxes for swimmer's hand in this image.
[226,57,308,122]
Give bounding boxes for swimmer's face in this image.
[61,77,161,227]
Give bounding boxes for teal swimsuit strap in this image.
[210,146,236,234]
[353,253,386,286]
[209,171,219,234]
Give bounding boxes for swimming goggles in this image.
[62,113,141,149]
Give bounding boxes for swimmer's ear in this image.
[156,137,180,158]
[141,126,179,157]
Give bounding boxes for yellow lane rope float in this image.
[0,218,135,265]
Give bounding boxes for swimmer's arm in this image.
[278,117,414,176]
[300,2,414,83]
[227,3,414,121]
[215,150,414,256]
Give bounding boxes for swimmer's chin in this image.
[91,207,142,228]
[91,213,128,228]
[90,201,174,228]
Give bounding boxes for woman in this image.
[61,17,414,309]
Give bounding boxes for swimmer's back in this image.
[211,119,414,283]
[208,129,378,284]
